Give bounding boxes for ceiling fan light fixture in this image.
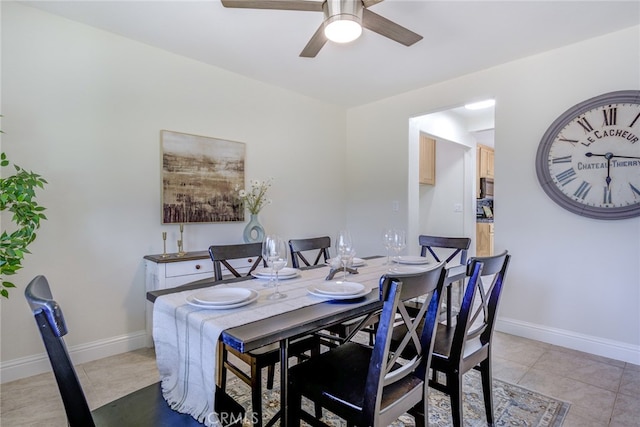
[324,18,362,43]
[323,0,363,44]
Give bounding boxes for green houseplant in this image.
[0,128,47,298]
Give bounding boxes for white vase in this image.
[243,213,265,243]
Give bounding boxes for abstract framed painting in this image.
[161,130,245,224]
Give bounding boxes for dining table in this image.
[147,256,401,427]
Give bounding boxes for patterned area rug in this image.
[224,368,570,426]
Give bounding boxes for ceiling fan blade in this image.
[221,0,323,12]
[362,8,422,46]
[299,23,328,57]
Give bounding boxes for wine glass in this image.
[335,230,353,281]
[382,228,395,265]
[391,229,406,262]
[262,235,288,300]
[261,237,275,288]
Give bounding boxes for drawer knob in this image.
[247,259,253,263]
[195,264,201,270]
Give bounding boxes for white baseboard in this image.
[496,317,640,365]
[1,330,148,384]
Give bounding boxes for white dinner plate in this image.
[251,267,299,279]
[387,266,431,275]
[312,281,365,296]
[307,287,370,300]
[192,287,252,305]
[393,256,429,265]
[187,290,259,309]
[326,257,366,267]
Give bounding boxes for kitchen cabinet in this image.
[476,144,494,196]
[143,251,255,345]
[478,144,494,179]
[419,133,436,185]
[476,222,494,257]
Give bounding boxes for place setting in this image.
[186,286,259,309]
[307,281,370,301]
[308,230,370,301]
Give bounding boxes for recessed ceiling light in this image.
[465,99,495,110]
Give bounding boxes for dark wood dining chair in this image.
[288,236,331,268]
[209,242,320,427]
[289,235,377,346]
[24,275,245,427]
[209,242,266,279]
[418,235,472,325]
[287,262,447,427]
[426,251,511,427]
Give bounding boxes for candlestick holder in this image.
[178,224,186,256]
[161,232,168,258]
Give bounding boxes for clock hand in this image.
[585,152,613,186]
[585,152,640,160]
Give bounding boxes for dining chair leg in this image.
[448,372,463,427]
[266,364,275,390]
[287,386,303,427]
[480,357,494,425]
[250,361,263,427]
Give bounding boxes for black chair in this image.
[427,251,511,427]
[25,275,245,427]
[289,235,377,347]
[209,242,266,279]
[418,235,472,325]
[288,236,331,268]
[209,242,320,427]
[288,262,447,427]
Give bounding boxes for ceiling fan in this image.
[220,0,423,57]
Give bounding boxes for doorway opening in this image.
[408,104,495,257]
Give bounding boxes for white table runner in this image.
[153,257,389,426]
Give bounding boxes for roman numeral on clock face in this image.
[603,107,617,126]
[551,155,572,164]
[577,117,594,133]
[574,181,591,200]
[556,168,577,186]
[603,186,612,204]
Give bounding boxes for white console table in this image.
[144,250,257,345]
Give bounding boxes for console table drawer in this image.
[165,259,213,278]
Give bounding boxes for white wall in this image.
[346,26,640,363]
[1,2,347,380]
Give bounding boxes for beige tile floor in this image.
[1,332,638,426]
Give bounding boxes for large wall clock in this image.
[535,90,640,219]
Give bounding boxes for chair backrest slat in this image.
[450,251,510,362]
[25,276,96,427]
[208,242,265,280]
[419,235,471,265]
[361,262,446,423]
[288,236,331,269]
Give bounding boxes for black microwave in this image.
[480,178,494,198]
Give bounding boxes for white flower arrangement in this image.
[237,178,273,215]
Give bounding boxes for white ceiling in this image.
[20,0,640,108]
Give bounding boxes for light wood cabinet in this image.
[478,144,494,179]
[476,144,494,196]
[419,133,436,185]
[476,222,494,257]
